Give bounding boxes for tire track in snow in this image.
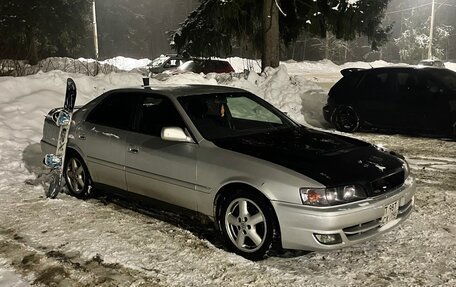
[0,227,163,287]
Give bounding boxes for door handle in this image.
[78,134,86,140]
[128,146,139,154]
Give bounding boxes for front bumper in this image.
[40,139,56,156]
[272,176,416,251]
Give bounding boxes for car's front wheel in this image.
[64,153,91,199]
[219,191,277,260]
[332,105,361,132]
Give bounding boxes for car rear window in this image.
[86,92,139,130]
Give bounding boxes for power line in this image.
[436,3,456,7]
[386,0,456,15]
[386,3,432,14]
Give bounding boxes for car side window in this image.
[396,72,418,97]
[424,77,441,94]
[86,92,138,130]
[361,72,392,99]
[134,95,186,137]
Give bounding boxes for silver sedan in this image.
[41,84,416,260]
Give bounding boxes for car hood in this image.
[212,127,404,190]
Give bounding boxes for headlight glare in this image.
[343,185,356,200]
[300,189,328,206]
[300,185,366,206]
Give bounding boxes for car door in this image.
[393,70,425,130]
[77,91,140,190]
[356,70,399,127]
[416,70,453,133]
[125,94,198,211]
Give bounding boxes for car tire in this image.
[332,105,361,132]
[64,153,91,199]
[218,190,277,260]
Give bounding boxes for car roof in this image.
[191,58,230,63]
[343,66,445,75]
[107,84,247,98]
[419,59,443,63]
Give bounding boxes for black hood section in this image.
[212,127,404,193]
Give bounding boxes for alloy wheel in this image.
[224,198,267,253]
[334,106,360,132]
[65,157,86,194]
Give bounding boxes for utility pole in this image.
[428,0,435,59]
[92,0,99,60]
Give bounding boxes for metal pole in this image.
[428,0,435,59]
[92,0,99,60]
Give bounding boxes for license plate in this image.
[381,201,399,224]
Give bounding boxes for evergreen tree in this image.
[94,0,199,59]
[0,0,93,64]
[172,0,392,70]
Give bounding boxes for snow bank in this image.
[99,56,151,71]
[444,62,456,72]
[9,55,456,78]
[0,71,143,144]
[283,59,341,74]
[226,57,262,73]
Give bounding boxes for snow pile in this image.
[8,55,456,78]
[444,62,456,72]
[226,57,262,73]
[283,59,342,74]
[99,56,151,71]
[5,57,121,77]
[0,71,144,144]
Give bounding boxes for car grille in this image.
[342,197,414,241]
[370,170,405,196]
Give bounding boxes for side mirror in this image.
[161,127,193,143]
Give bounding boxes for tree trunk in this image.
[28,34,39,65]
[325,31,330,60]
[262,0,279,71]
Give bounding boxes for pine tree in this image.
[0,0,93,64]
[172,0,392,70]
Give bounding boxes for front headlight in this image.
[300,185,367,206]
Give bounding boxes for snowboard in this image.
[44,78,77,198]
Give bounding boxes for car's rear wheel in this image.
[64,153,91,199]
[333,105,361,132]
[219,191,276,260]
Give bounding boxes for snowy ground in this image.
[0,59,455,286]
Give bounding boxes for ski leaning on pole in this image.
[43,78,77,199]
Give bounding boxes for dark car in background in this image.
[176,59,235,74]
[323,66,456,138]
[418,59,445,68]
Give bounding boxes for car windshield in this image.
[149,55,169,68]
[178,93,295,140]
[178,61,194,72]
